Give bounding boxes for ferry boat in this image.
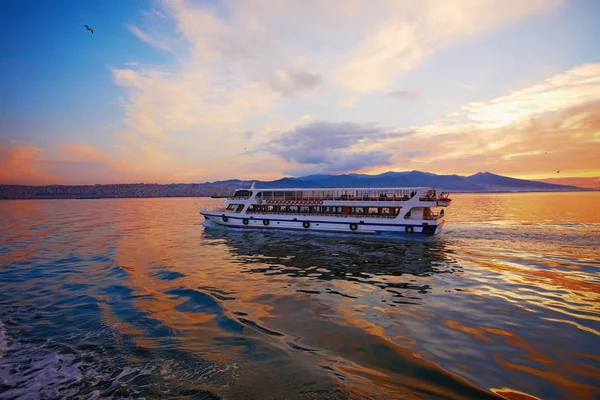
[200,184,451,236]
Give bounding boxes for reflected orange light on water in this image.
[1,192,598,399]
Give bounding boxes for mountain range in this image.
[203,171,584,192]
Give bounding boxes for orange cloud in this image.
[0,145,59,185]
[537,177,600,189]
[60,144,112,162]
[359,64,600,179]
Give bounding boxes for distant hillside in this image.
[238,170,582,192]
[0,171,586,200]
[465,172,581,191]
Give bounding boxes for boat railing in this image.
[331,196,411,202]
[245,210,396,218]
[258,196,450,203]
[259,196,414,203]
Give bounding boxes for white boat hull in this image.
[200,211,444,236]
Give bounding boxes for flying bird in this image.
[557,170,560,173]
[83,25,94,34]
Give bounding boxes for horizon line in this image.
[1,170,598,189]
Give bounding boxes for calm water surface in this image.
[1,193,599,399]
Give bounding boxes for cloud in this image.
[338,96,358,108]
[0,146,58,184]
[536,177,600,189]
[102,0,567,181]
[388,90,420,100]
[269,70,321,96]
[0,0,571,185]
[401,150,429,158]
[116,0,564,139]
[268,121,407,173]
[333,0,562,92]
[365,64,600,176]
[0,143,181,185]
[128,25,173,52]
[59,144,117,165]
[283,151,392,176]
[150,8,167,19]
[413,64,600,138]
[460,63,600,129]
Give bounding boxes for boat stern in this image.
[423,219,445,235]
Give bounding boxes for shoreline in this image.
[1,189,598,201]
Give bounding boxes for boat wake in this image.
[0,319,228,399]
[0,319,83,400]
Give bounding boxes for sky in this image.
[1,0,599,187]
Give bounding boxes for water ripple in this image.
[0,194,599,399]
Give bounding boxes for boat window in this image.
[244,200,401,218]
[233,190,252,198]
[226,204,245,212]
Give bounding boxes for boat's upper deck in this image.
[229,187,450,204]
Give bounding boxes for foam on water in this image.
[0,319,83,400]
[0,320,6,361]
[0,319,231,399]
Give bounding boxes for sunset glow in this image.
[1,0,599,185]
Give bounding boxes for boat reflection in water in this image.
[203,222,459,288]
[201,225,506,399]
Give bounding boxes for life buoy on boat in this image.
[349,223,358,231]
[243,219,249,225]
[263,219,269,226]
[222,215,228,222]
[405,226,413,233]
[302,221,310,229]
[258,199,263,204]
